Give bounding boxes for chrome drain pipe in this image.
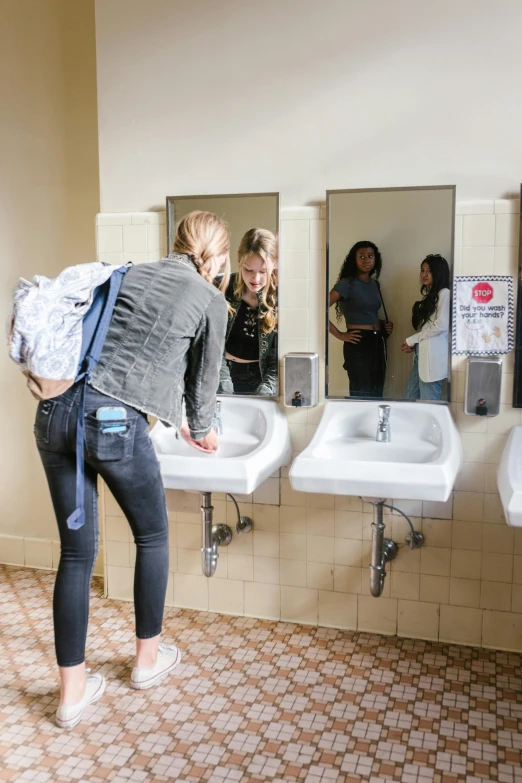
[369,501,398,597]
[200,492,232,577]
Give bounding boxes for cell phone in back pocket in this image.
[96,406,127,434]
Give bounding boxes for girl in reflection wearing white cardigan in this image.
[401,254,450,401]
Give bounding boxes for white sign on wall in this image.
[452,275,514,355]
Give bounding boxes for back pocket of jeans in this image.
[84,415,137,462]
[34,400,57,444]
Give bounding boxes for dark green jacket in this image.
[218,274,278,396]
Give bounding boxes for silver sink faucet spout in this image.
[213,400,223,435]
[376,404,391,443]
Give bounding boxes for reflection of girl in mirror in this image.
[329,241,393,397]
[402,254,450,401]
[219,228,278,395]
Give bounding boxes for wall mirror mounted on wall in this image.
[512,184,522,407]
[326,186,455,402]
[167,193,279,397]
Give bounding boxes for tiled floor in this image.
[1,566,521,783]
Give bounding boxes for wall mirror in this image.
[326,186,455,402]
[166,192,279,397]
[512,183,522,407]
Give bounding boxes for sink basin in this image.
[149,397,291,495]
[289,401,462,502]
[498,425,522,526]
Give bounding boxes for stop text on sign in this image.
[472,282,494,303]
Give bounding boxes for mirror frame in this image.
[512,184,522,407]
[325,185,456,403]
[165,191,280,399]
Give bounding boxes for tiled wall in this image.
[4,201,521,651]
[98,202,522,653]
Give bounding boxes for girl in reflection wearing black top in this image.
[329,241,393,397]
[219,228,278,395]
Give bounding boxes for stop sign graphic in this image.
[472,282,493,303]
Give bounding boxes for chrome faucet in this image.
[376,404,391,442]
[213,400,223,435]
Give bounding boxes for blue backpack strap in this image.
[67,266,128,531]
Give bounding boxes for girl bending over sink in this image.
[34,211,229,729]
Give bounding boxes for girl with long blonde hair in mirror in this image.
[219,227,278,395]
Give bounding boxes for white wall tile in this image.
[253,478,280,506]
[309,220,325,251]
[244,583,280,620]
[99,252,124,265]
[462,215,495,246]
[174,573,208,610]
[123,252,148,263]
[123,224,147,253]
[97,225,123,253]
[97,213,132,226]
[494,246,518,276]
[131,211,166,224]
[281,585,318,624]
[495,199,520,214]
[495,213,520,246]
[456,201,494,215]
[146,224,163,252]
[461,246,495,275]
[280,221,310,251]
[209,578,244,615]
[281,206,321,220]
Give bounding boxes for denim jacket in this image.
[90,255,228,439]
[218,273,278,396]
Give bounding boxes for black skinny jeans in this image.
[343,330,386,398]
[227,359,262,394]
[35,383,169,667]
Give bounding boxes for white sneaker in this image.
[130,643,181,690]
[55,672,106,729]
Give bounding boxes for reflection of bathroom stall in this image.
[326,186,455,402]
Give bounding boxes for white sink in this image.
[150,397,291,495]
[289,401,462,502]
[498,425,522,526]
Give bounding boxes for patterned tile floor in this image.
[1,565,521,783]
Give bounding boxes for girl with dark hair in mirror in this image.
[329,241,393,397]
[401,254,451,401]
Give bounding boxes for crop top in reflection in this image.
[333,277,381,325]
[225,300,259,360]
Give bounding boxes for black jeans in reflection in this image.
[227,360,262,394]
[343,330,386,398]
[35,383,169,667]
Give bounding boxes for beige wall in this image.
[95,0,522,211]
[328,188,454,398]
[0,0,99,547]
